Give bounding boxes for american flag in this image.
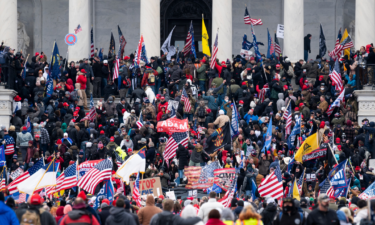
[0,167,6,191]
[210,31,218,69]
[274,33,281,55]
[335,29,342,48]
[297,169,305,192]
[118,25,127,59]
[258,163,283,199]
[26,116,31,132]
[133,172,142,207]
[181,88,191,112]
[113,57,120,81]
[78,158,112,194]
[74,24,82,34]
[4,136,15,155]
[89,94,96,121]
[319,178,331,195]
[8,159,44,194]
[329,35,353,59]
[137,111,144,129]
[18,193,27,203]
[182,21,196,58]
[244,7,262,26]
[196,161,221,189]
[90,27,94,58]
[219,174,237,207]
[164,132,188,165]
[284,103,292,138]
[326,88,345,116]
[134,35,145,67]
[329,60,343,91]
[56,161,78,192]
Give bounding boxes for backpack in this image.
[0,51,6,65]
[123,77,131,88]
[20,209,41,225]
[148,73,155,84]
[287,65,294,77]
[278,212,303,223]
[198,107,206,118]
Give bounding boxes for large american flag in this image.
[181,88,191,112]
[335,29,342,48]
[118,25,127,59]
[56,161,78,192]
[75,24,82,34]
[219,174,237,207]
[133,172,142,207]
[244,7,262,26]
[78,158,112,194]
[284,103,292,138]
[8,159,44,194]
[4,136,15,155]
[137,111,144,129]
[329,60,343,91]
[182,21,196,58]
[258,163,283,199]
[90,27,94,58]
[210,31,218,69]
[0,167,6,191]
[274,33,281,55]
[164,132,188,165]
[326,88,345,116]
[134,35,145,67]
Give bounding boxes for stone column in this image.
[0,0,17,51]
[212,0,232,61]
[0,86,17,129]
[354,90,375,125]
[283,0,304,63]
[140,0,160,58]
[355,0,375,50]
[68,0,91,62]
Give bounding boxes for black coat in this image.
[92,62,102,78]
[304,34,311,52]
[130,88,147,104]
[176,144,190,170]
[103,83,117,101]
[98,206,112,225]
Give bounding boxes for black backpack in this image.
[157,214,174,225]
[198,106,206,118]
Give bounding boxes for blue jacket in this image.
[244,113,259,124]
[202,94,218,110]
[0,201,19,225]
[345,74,356,87]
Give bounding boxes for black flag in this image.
[108,32,116,58]
[319,24,327,58]
[205,122,232,154]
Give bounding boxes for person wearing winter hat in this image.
[75,191,101,224]
[98,198,112,224]
[214,109,230,128]
[59,198,100,225]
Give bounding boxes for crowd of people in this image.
[0,34,375,225]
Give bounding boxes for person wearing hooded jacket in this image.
[274,197,305,225]
[0,193,19,225]
[260,200,278,225]
[103,97,117,119]
[104,198,136,225]
[138,195,163,225]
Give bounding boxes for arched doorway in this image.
[160,0,212,58]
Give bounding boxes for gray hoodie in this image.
[276,93,285,112]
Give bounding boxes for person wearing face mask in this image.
[306,194,340,225]
[274,197,304,225]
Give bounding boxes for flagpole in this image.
[327,143,338,165]
[21,54,30,74]
[31,156,56,195]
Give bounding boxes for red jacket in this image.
[65,78,74,92]
[158,101,168,113]
[77,74,87,90]
[141,70,158,87]
[156,111,165,121]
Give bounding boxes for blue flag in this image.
[98,48,103,61]
[141,43,149,64]
[333,178,350,198]
[26,116,32,132]
[230,103,240,138]
[330,159,347,189]
[22,61,27,80]
[93,180,115,209]
[189,21,197,58]
[261,117,272,153]
[267,28,274,59]
[251,25,263,64]
[287,115,301,149]
[0,145,5,167]
[50,42,61,79]
[242,34,253,50]
[287,157,295,173]
[207,183,222,195]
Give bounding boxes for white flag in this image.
[161,26,176,61]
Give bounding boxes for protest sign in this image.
[156,118,189,133]
[130,177,162,197]
[10,168,24,180]
[277,24,284,39]
[166,191,176,200]
[302,148,327,162]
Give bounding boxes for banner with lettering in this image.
[302,148,327,162]
[156,118,189,133]
[130,177,162,197]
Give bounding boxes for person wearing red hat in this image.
[158,96,168,113]
[197,58,208,92]
[20,193,57,224]
[299,102,310,120]
[76,69,88,109]
[59,198,101,225]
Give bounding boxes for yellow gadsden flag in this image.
[292,178,300,201]
[202,16,211,57]
[295,132,319,163]
[341,29,350,59]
